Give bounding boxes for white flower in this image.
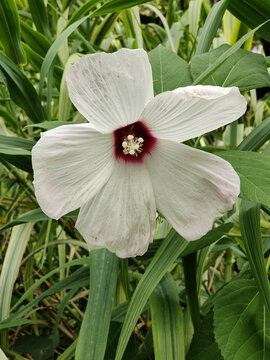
[32,49,246,258]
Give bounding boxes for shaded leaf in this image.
[214,279,270,360]
[218,151,270,208]
[192,44,270,91]
[148,45,192,94]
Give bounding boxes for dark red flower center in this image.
[113,121,157,163]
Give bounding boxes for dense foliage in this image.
[0,0,270,359]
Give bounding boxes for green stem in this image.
[183,252,201,332]
[224,248,233,282]
[229,120,238,149]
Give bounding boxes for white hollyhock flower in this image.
[32,49,247,258]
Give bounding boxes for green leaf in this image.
[148,45,193,95]
[228,0,270,42]
[0,224,32,322]
[67,0,103,27]
[27,121,83,130]
[0,52,45,123]
[21,21,51,57]
[0,134,35,150]
[214,279,270,360]
[186,310,223,360]
[181,223,232,257]
[150,273,185,360]
[3,264,89,325]
[192,44,270,91]
[237,117,270,151]
[14,331,59,360]
[93,0,153,17]
[239,200,270,313]
[91,13,119,46]
[196,0,230,55]
[192,22,268,85]
[28,0,51,39]
[115,230,188,360]
[39,16,90,100]
[0,208,49,231]
[218,151,270,208]
[0,0,26,64]
[75,250,119,360]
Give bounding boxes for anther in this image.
[122,141,127,148]
[127,134,134,140]
[138,137,144,143]
[129,149,135,155]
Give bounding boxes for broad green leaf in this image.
[0,52,45,123]
[148,45,193,95]
[228,0,270,42]
[0,224,32,321]
[237,117,270,151]
[191,44,270,91]
[214,279,270,360]
[28,0,51,39]
[14,331,59,360]
[239,200,270,313]
[150,273,184,360]
[218,151,270,208]
[75,250,119,360]
[193,22,268,85]
[186,311,223,360]
[0,0,26,64]
[115,230,188,360]
[196,0,230,55]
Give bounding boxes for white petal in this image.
[32,123,115,219]
[141,85,247,142]
[66,49,154,133]
[145,139,240,241]
[75,162,156,258]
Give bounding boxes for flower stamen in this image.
[122,134,144,157]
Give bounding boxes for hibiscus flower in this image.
[32,48,246,258]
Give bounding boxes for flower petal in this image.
[66,49,154,133]
[145,139,240,241]
[32,123,115,219]
[141,85,247,142]
[75,162,156,258]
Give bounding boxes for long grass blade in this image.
[115,230,188,360]
[75,249,119,360]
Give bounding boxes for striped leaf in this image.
[0,0,26,64]
[150,273,185,360]
[75,250,119,360]
[115,230,188,360]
